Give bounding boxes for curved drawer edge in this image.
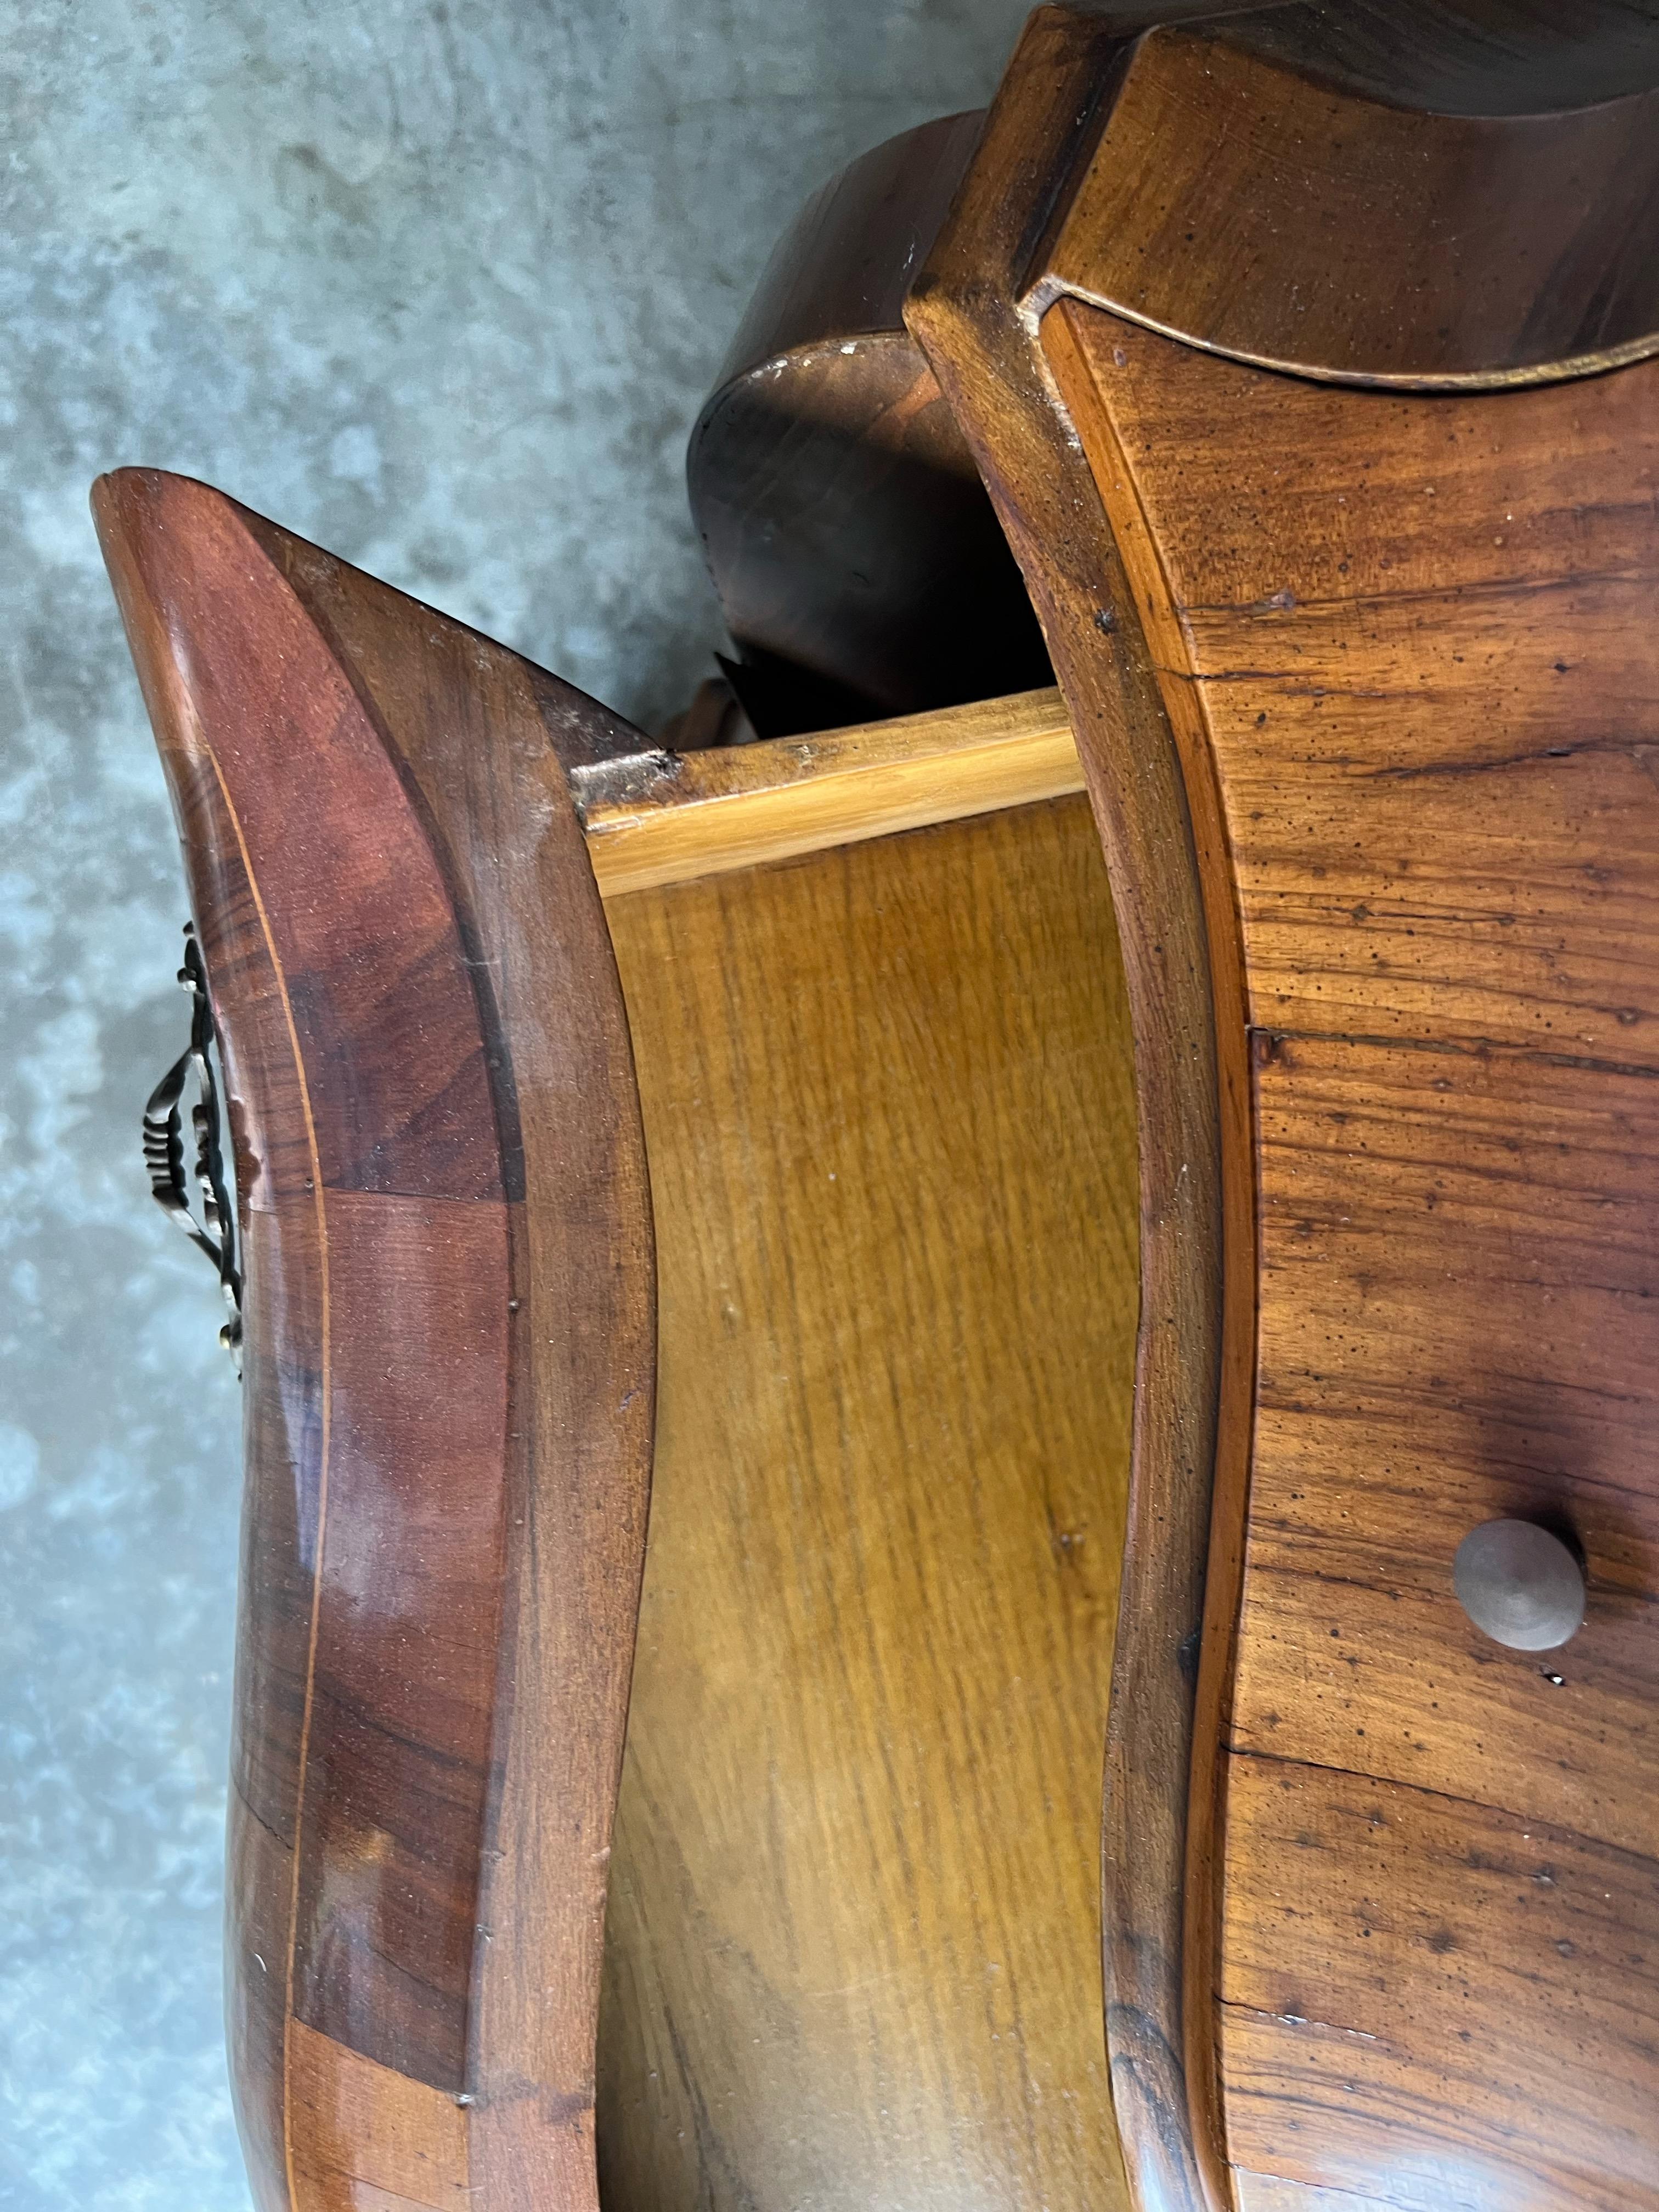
[94,467,656,2212]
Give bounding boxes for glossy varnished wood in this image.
[595,796,1138,2212]
[94,471,654,2212]
[1043,302,1659,2204]
[101,13,1659,2204]
[908,9,1659,2204]
[907,18,1251,2208]
[1036,21,1659,388]
[688,111,1050,734]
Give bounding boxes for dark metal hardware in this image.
[143,923,242,1372]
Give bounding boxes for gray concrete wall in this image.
[0,3,1021,2202]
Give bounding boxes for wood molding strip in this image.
[907,15,1251,2211]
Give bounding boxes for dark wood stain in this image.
[689,110,1051,735]
[91,8,1659,2206]
[93,467,654,2211]
[1045,21,1659,387]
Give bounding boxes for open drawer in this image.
[96,467,1143,2212]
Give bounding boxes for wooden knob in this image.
[1454,1520,1585,1651]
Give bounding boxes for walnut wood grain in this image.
[1220,0,1659,119]
[1035,21,1659,388]
[595,795,1140,2212]
[1239,1034,1659,1853]
[93,470,654,2212]
[1220,1760,1659,2211]
[907,18,1252,2209]
[1042,292,1659,2203]
[907,10,1659,2205]
[1232,2179,1393,2212]
[688,110,1050,734]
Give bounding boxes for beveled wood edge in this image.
[907,13,1254,2211]
[93,468,656,2212]
[1025,11,1659,393]
[1042,294,1259,2212]
[573,686,1079,894]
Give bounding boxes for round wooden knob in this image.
[1454,1520,1585,1651]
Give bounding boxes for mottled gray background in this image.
[0,3,1020,2202]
